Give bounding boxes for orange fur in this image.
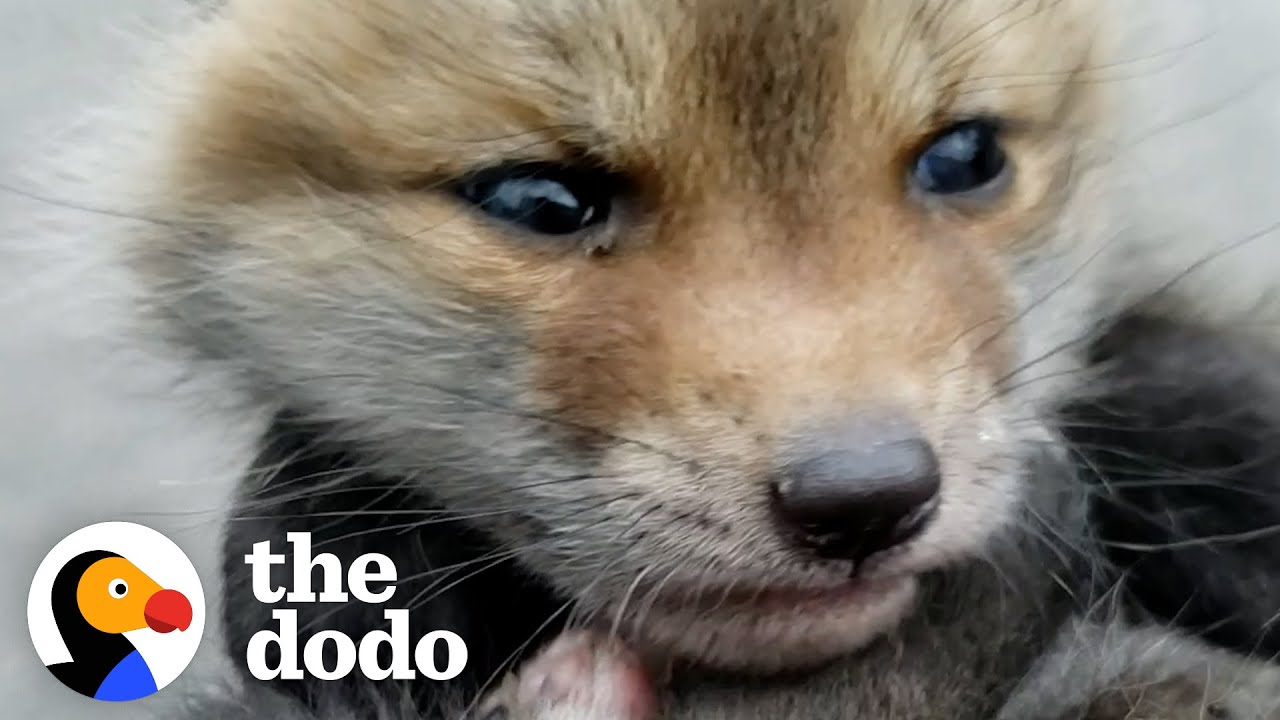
[156,0,1102,446]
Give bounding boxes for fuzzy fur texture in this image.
[2,1,1280,719]
[192,315,1280,720]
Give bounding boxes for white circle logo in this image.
[27,522,206,702]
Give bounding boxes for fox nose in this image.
[771,413,942,564]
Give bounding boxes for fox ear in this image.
[1062,312,1280,658]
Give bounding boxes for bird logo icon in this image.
[27,522,205,703]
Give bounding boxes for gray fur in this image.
[171,681,430,720]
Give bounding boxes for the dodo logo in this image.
[26,522,205,702]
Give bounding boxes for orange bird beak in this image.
[143,588,193,633]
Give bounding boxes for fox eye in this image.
[910,119,1008,199]
[109,579,128,599]
[457,162,615,237]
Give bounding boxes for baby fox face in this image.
[149,0,1109,671]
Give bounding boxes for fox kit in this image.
[15,0,1280,718]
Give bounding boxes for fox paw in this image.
[475,631,658,720]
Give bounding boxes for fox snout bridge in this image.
[770,412,942,565]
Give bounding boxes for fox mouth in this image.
[606,573,920,673]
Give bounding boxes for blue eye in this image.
[911,120,1008,197]
[457,162,615,236]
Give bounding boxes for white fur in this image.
[1094,0,1280,327]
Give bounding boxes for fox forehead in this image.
[195,0,1102,193]
[173,0,1110,423]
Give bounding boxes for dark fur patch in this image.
[1064,315,1280,658]
[221,411,566,719]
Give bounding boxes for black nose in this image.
[771,414,942,564]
